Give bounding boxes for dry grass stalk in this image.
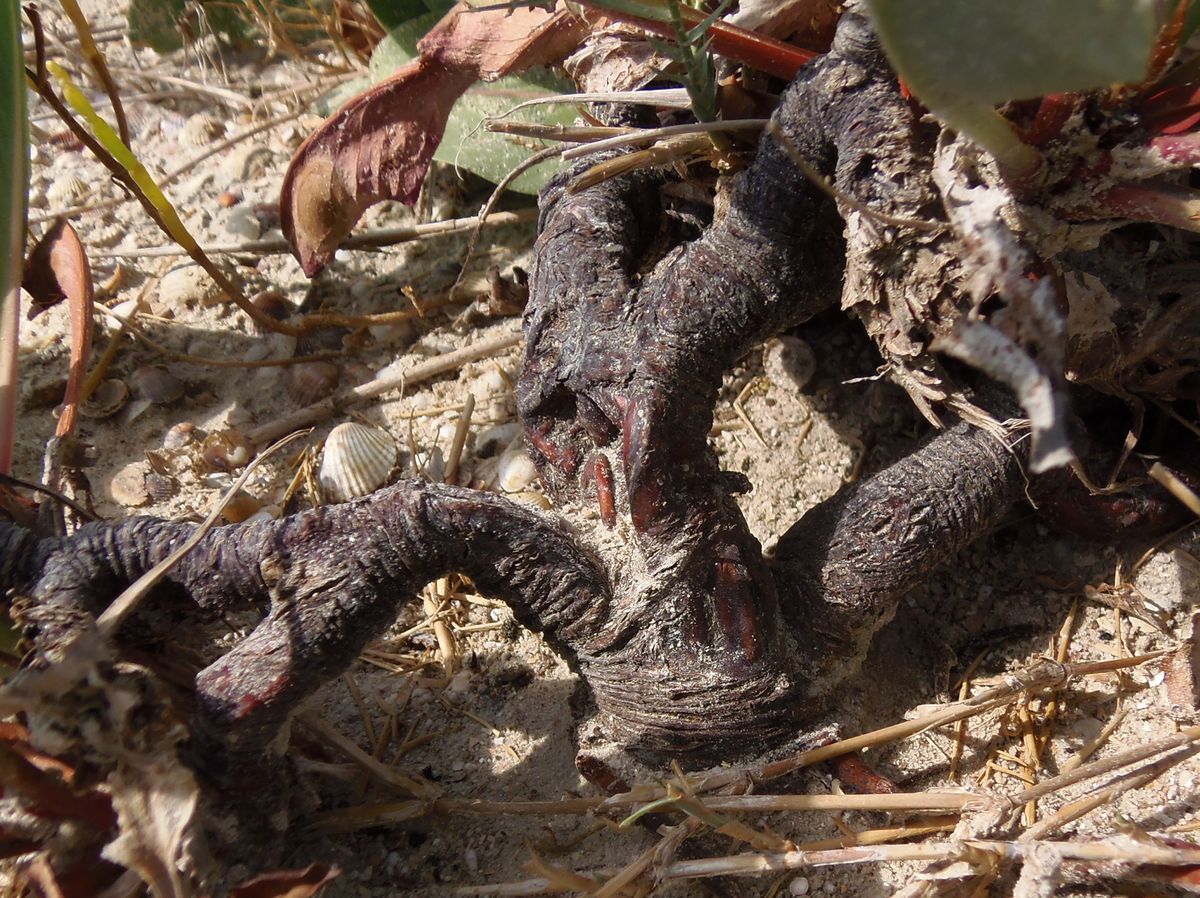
[341,673,377,749]
[92,209,540,259]
[1150,461,1200,516]
[1059,704,1125,775]
[949,648,990,781]
[296,713,438,801]
[311,789,980,836]
[1021,742,1200,841]
[246,327,522,444]
[754,653,1163,783]
[422,579,459,678]
[658,836,1200,881]
[1011,723,1200,807]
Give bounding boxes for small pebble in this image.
[497,450,539,493]
[109,462,150,506]
[788,877,810,896]
[158,264,226,309]
[222,206,262,240]
[763,335,817,390]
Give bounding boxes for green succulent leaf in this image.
[434,68,575,193]
[367,8,573,193]
[363,0,448,33]
[867,0,1158,107]
[866,0,1159,176]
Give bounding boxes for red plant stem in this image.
[1147,0,1189,85]
[1024,93,1074,147]
[1147,132,1200,166]
[575,1,815,80]
[1063,183,1200,233]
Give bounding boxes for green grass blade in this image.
[47,61,201,256]
[0,1,28,476]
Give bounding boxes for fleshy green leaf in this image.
[127,0,187,52]
[867,0,1158,106]
[364,0,449,33]
[368,8,449,79]
[366,10,573,194]
[1183,0,1200,43]
[434,69,575,193]
[866,1,1158,176]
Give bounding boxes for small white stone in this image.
[109,462,150,506]
[463,848,479,874]
[222,206,262,240]
[470,367,510,403]
[497,450,539,493]
[763,335,817,390]
[158,264,226,309]
[788,877,810,896]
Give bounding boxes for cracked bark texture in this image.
[1,11,1031,852]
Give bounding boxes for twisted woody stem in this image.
[0,13,1026,840]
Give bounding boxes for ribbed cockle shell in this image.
[318,422,397,502]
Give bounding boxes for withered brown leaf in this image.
[21,220,94,438]
[280,2,585,276]
[231,864,339,898]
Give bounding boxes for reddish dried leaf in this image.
[21,220,94,438]
[0,741,115,829]
[1128,836,1200,893]
[0,722,77,781]
[280,2,585,276]
[231,864,339,898]
[829,753,900,794]
[417,1,585,79]
[281,58,473,277]
[20,852,125,898]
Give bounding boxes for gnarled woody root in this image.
[0,11,1026,848]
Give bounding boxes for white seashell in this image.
[763,336,816,391]
[47,174,89,205]
[109,462,149,506]
[109,298,140,322]
[179,113,224,146]
[158,264,226,308]
[319,423,397,502]
[497,449,539,493]
[511,490,550,509]
[80,378,128,418]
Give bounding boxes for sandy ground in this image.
[11,3,1200,896]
